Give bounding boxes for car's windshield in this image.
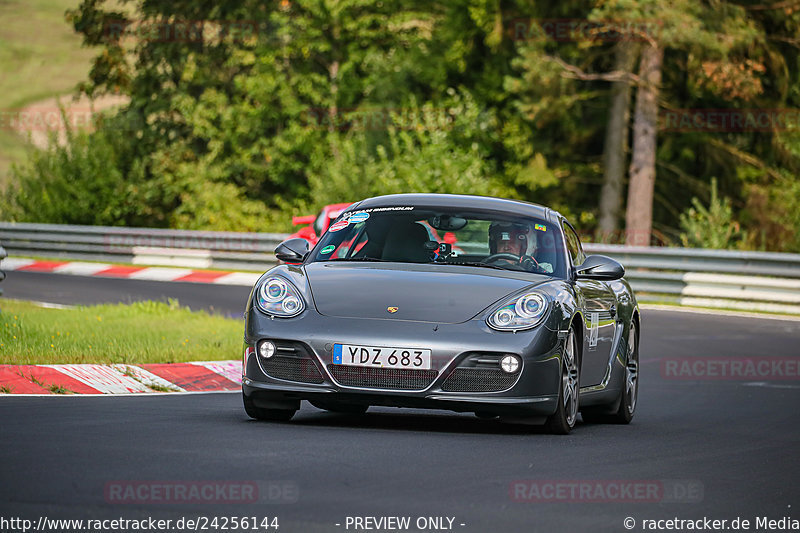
[308,206,566,278]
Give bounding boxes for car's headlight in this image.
[256,277,305,317]
[487,292,548,331]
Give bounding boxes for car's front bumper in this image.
[243,304,565,418]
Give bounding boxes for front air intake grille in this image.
[328,365,438,390]
[441,367,520,392]
[259,341,324,384]
[262,356,324,384]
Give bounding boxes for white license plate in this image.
[333,344,432,370]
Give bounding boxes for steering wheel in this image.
[484,253,547,273]
[482,253,520,264]
[520,254,541,271]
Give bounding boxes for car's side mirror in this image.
[275,238,310,264]
[575,255,625,280]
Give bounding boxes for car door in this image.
[562,220,617,387]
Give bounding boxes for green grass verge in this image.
[0,0,98,185]
[0,298,243,365]
[638,298,800,319]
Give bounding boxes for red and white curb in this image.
[0,360,242,395]
[2,258,260,286]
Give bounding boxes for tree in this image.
[625,43,662,246]
[603,0,760,246]
[598,43,639,238]
[6,0,800,252]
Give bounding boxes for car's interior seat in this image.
[381,221,431,263]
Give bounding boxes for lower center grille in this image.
[328,365,438,390]
[262,356,324,384]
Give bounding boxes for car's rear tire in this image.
[310,400,369,415]
[243,393,296,421]
[544,327,580,435]
[582,321,638,424]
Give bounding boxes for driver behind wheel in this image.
[488,222,553,273]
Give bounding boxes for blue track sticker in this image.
[348,212,370,223]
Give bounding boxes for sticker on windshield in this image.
[359,206,414,213]
[535,224,547,232]
[348,212,370,223]
[320,245,335,255]
[328,219,350,232]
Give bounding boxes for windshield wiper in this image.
[328,257,391,262]
[449,260,554,276]
[328,257,523,271]
[444,260,509,271]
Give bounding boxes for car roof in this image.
[348,193,554,221]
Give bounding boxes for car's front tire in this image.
[544,327,580,435]
[243,393,296,421]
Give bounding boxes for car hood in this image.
[305,262,547,324]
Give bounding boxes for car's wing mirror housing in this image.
[275,238,310,264]
[575,255,625,280]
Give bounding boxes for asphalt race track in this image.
[1,270,252,317]
[1,272,799,533]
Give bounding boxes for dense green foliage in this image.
[2,0,799,251]
[679,178,748,250]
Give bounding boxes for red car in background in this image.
[289,203,353,247]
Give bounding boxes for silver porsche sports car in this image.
[242,194,639,433]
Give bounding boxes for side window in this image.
[562,221,585,266]
[314,211,327,236]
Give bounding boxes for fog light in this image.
[500,355,520,374]
[258,340,276,359]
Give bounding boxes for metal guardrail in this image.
[2,221,799,314]
[583,244,800,314]
[0,222,285,271]
[583,244,800,279]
